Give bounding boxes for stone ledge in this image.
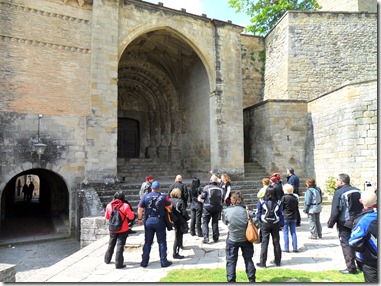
[0,263,16,282]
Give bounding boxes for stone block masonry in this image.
[307,80,377,188]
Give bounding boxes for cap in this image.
[151,181,160,189]
[270,173,281,183]
[146,175,153,181]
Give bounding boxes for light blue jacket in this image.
[304,187,322,214]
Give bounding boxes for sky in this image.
[143,0,252,28]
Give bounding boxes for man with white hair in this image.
[349,190,378,283]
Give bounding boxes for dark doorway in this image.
[0,169,69,242]
[118,118,140,158]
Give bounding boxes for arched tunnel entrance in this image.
[117,28,212,179]
[0,168,70,242]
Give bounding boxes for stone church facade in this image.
[0,0,377,236]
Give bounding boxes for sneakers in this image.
[309,236,318,240]
[140,262,148,268]
[202,238,209,244]
[116,265,126,269]
[339,269,358,274]
[173,253,185,259]
[161,261,173,268]
[256,262,266,268]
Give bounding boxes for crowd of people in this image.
[103,169,378,283]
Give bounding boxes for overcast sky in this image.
[143,0,252,27]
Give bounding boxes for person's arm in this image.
[327,191,341,228]
[137,207,144,225]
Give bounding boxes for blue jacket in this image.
[257,199,284,227]
[349,208,377,267]
[304,187,322,214]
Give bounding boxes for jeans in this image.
[104,231,128,268]
[141,217,169,266]
[190,201,203,236]
[225,238,256,282]
[283,219,297,251]
[307,213,322,238]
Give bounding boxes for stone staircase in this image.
[117,158,181,182]
[97,160,331,215]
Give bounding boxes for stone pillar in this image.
[85,0,119,181]
[209,20,245,177]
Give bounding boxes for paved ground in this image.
[0,206,353,283]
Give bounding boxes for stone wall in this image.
[307,80,377,189]
[244,100,308,178]
[264,11,377,101]
[241,35,265,108]
[80,216,108,248]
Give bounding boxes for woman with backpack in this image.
[256,186,284,268]
[104,191,135,269]
[303,178,323,239]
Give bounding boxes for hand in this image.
[138,220,144,226]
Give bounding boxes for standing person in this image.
[27,181,35,202]
[220,173,232,206]
[280,184,298,252]
[270,173,284,201]
[303,178,323,239]
[198,174,224,243]
[189,177,203,237]
[168,175,189,208]
[140,175,153,198]
[286,167,301,226]
[222,192,256,282]
[256,186,283,268]
[327,173,363,274]
[257,178,270,199]
[137,181,173,268]
[169,188,189,259]
[22,183,28,202]
[104,191,135,269]
[349,190,378,283]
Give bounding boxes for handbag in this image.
[245,206,260,243]
[164,206,176,231]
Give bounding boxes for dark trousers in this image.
[173,227,184,254]
[104,231,128,268]
[141,217,168,266]
[363,263,378,283]
[337,223,361,272]
[190,202,203,236]
[259,223,281,265]
[225,238,256,282]
[202,205,222,242]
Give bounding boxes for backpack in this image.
[261,200,280,224]
[108,208,126,232]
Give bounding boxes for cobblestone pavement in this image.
[0,206,352,283]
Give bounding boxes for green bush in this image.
[325,176,336,196]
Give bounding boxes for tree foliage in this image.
[229,0,321,36]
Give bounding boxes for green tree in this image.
[229,0,321,36]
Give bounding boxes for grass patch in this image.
[160,268,364,283]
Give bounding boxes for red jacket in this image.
[105,199,135,233]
